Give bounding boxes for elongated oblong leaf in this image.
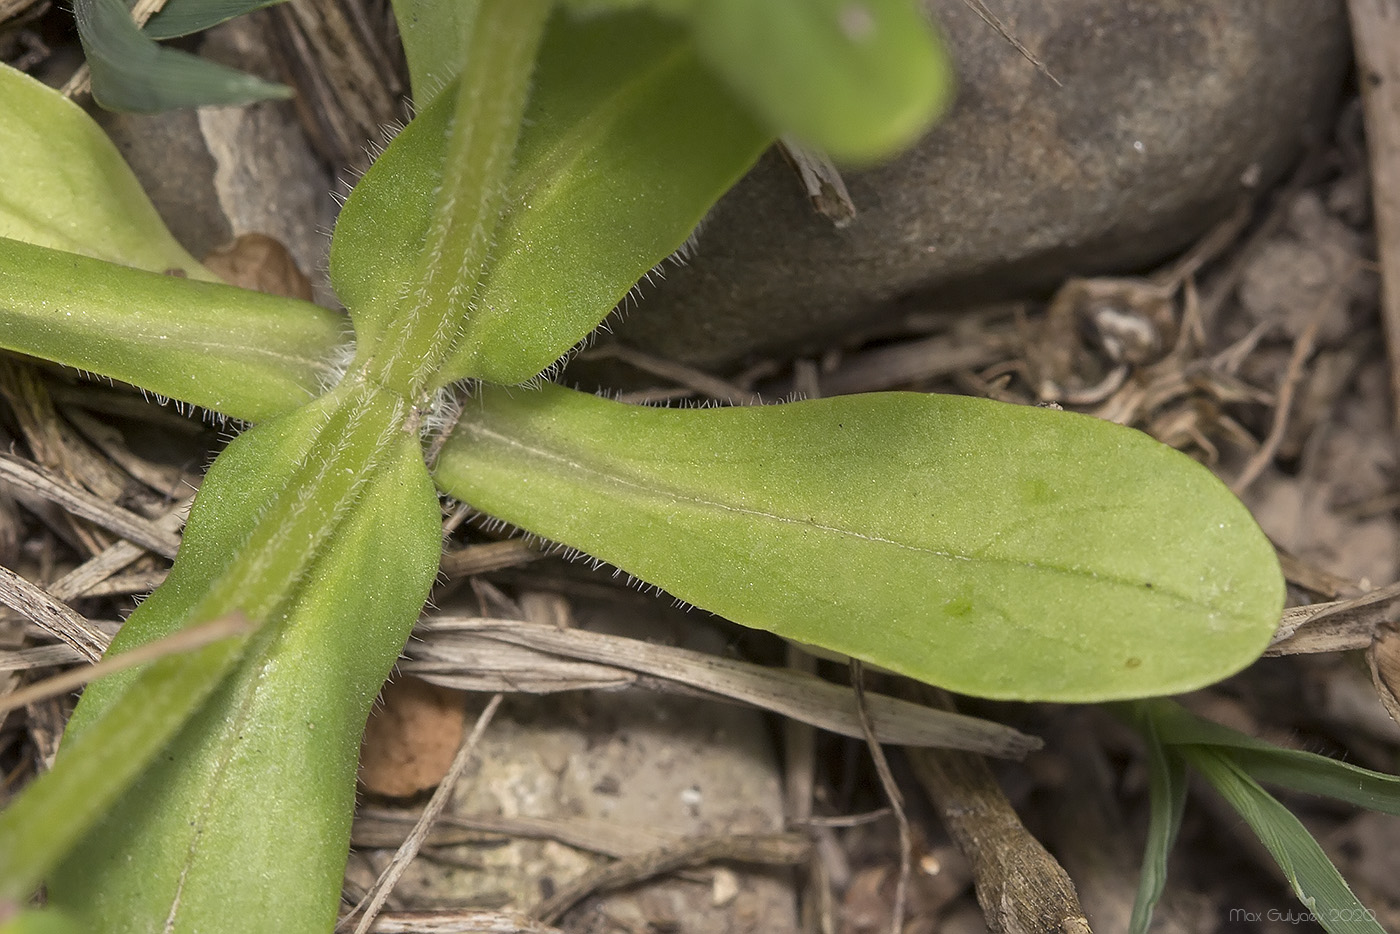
[436,384,1284,702]
[0,238,345,423]
[0,618,254,903]
[0,63,213,277]
[50,393,442,932]
[331,0,546,383]
[143,0,285,40]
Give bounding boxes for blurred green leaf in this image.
[1185,747,1385,934]
[436,10,769,385]
[435,384,1284,702]
[76,0,290,112]
[48,388,442,932]
[684,0,952,163]
[0,238,346,423]
[1140,700,1400,816]
[1129,711,1188,934]
[562,0,952,163]
[0,63,214,277]
[143,0,285,40]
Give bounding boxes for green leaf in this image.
[327,83,449,350]
[563,0,953,163]
[0,63,214,277]
[390,0,474,107]
[1184,747,1386,934]
[332,0,548,394]
[0,238,346,423]
[143,0,285,40]
[687,0,952,163]
[0,618,256,904]
[434,10,770,386]
[435,384,1284,702]
[48,389,442,932]
[75,0,291,112]
[1138,699,1400,816]
[1129,710,1188,934]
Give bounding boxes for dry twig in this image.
[0,613,248,715]
[577,345,760,405]
[1348,0,1400,426]
[0,565,107,662]
[529,832,811,925]
[0,454,181,558]
[346,694,505,934]
[850,661,910,934]
[410,618,1040,756]
[1268,580,1400,655]
[907,687,1090,934]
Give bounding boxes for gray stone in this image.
[614,0,1350,369]
[95,17,336,301]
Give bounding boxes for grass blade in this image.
[1184,747,1385,934]
[1129,710,1188,934]
[75,0,289,112]
[1145,700,1400,816]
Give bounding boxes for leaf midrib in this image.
[458,420,1232,617]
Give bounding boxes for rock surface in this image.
[613,0,1351,368]
[96,18,336,301]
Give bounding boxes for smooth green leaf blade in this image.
[1142,699,1400,816]
[0,63,214,277]
[76,0,291,112]
[1129,710,1189,934]
[1184,747,1385,934]
[143,0,285,40]
[435,384,1284,702]
[436,11,770,386]
[688,0,953,163]
[0,238,346,423]
[0,621,254,902]
[49,399,442,932]
[390,0,474,107]
[1230,750,1400,817]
